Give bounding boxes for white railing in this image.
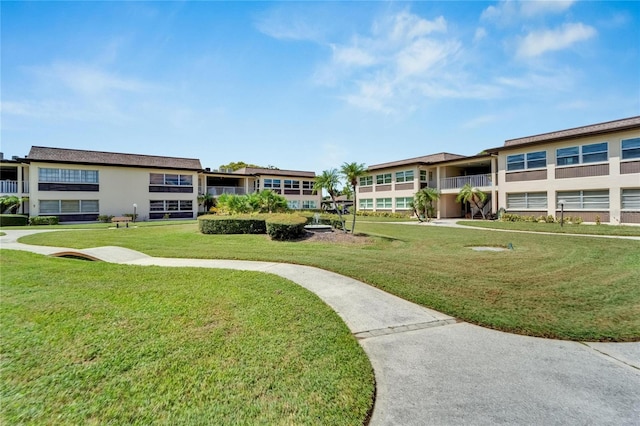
[440,174,492,190]
[207,186,246,196]
[0,180,18,193]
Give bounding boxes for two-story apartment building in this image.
[0,146,322,222]
[23,146,203,222]
[199,166,321,210]
[356,116,640,224]
[487,116,640,224]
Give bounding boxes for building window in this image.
[39,168,99,183]
[302,200,317,209]
[287,200,300,209]
[359,198,373,209]
[395,197,413,209]
[557,142,608,166]
[284,180,300,189]
[507,151,546,171]
[557,190,609,209]
[149,173,192,186]
[39,199,99,214]
[622,138,640,160]
[621,189,640,209]
[263,179,281,189]
[376,173,392,184]
[506,192,547,209]
[359,176,373,186]
[395,170,414,183]
[376,198,392,209]
[302,181,314,190]
[420,170,427,181]
[149,200,193,212]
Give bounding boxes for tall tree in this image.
[218,161,263,171]
[313,169,346,233]
[340,162,367,234]
[455,184,488,219]
[411,187,440,222]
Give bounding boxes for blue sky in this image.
[2,1,639,173]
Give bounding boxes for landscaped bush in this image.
[29,216,59,226]
[0,214,28,227]
[355,210,411,219]
[502,213,583,225]
[266,214,307,241]
[97,215,114,223]
[198,214,267,234]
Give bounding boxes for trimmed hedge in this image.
[29,216,59,226]
[199,214,315,241]
[0,214,29,227]
[266,215,307,241]
[198,215,267,235]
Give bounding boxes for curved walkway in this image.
[2,230,639,425]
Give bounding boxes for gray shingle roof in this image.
[502,116,640,149]
[27,146,202,170]
[368,152,467,171]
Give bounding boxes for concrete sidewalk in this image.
[2,230,639,425]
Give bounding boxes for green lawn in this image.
[19,222,640,341]
[458,220,640,236]
[0,250,373,425]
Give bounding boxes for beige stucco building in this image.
[356,116,640,224]
[1,116,638,224]
[0,146,321,222]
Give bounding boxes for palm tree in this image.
[455,183,488,219]
[313,169,346,232]
[0,195,28,214]
[197,193,215,212]
[411,187,440,222]
[340,162,367,234]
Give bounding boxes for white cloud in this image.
[481,0,576,23]
[517,23,596,57]
[395,38,460,77]
[254,7,325,42]
[384,12,447,42]
[474,27,488,43]
[462,114,500,129]
[520,1,575,17]
[331,44,377,68]
[309,10,471,113]
[28,62,152,97]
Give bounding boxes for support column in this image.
[491,155,498,215]
[436,166,442,219]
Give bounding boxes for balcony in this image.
[0,180,28,194]
[440,174,492,190]
[207,186,246,196]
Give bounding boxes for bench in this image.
[112,216,132,228]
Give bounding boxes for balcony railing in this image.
[440,174,492,190]
[1,180,18,194]
[207,186,246,196]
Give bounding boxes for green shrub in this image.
[29,216,59,226]
[0,214,28,227]
[355,210,410,219]
[266,215,307,241]
[500,213,522,222]
[97,215,114,223]
[198,214,267,234]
